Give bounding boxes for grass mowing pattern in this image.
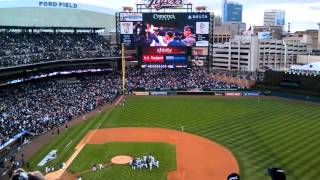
[26,108,114,172]
[102,96,320,180]
[69,142,176,180]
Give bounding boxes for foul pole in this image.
[122,43,126,95]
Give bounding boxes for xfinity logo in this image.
[147,0,183,10]
[153,14,176,21]
[157,48,172,54]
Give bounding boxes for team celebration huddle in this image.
[129,155,160,171]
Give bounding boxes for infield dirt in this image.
[48,127,239,180]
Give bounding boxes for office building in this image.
[264,9,285,26]
[222,0,243,22]
[214,22,246,43]
[253,25,284,40]
[318,23,320,49]
[212,35,308,72]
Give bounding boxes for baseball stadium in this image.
[0,0,320,180]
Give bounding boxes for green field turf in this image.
[28,96,320,180]
[68,142,176,180]
[26,108,115,172]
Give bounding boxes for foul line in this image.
[46,95,124,180]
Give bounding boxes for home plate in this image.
[111,156,133,164]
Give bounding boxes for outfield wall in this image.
[263,70,320,93]
[132,91,261,97]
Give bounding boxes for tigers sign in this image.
[147,0,183,10]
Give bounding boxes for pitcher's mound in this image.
[111,155,133,164]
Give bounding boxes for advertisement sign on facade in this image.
[120,13,143,21]
[196,22,209,34]
[258,32,272,40]
[192,47,208,56]
[120,22,133,34]
[147,0,183,10]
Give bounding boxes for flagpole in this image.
[122,43,126,96]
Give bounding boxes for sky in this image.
[1,0,319,31]
[67,0,320,32]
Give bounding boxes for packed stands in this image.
[0,68,244,146]
[0,74,121,145]
[0,32,119,67]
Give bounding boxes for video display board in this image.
[141,47,188,68]
[120,12,210,47]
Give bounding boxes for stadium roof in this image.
[0,0,117,31]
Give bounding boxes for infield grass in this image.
[102,96,320,180]
[68,142,176,180]
[28,96,320,180]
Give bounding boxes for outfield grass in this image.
[28,96,320,180]
[102,96,320,180]
[68,142,176,180]
[26,108,114,172]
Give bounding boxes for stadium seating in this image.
[0,74,121,145]
[0,32,118,67]
[0,68,242,146]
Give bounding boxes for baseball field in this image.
[26,96,320,180]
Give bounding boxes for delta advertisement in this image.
[119,12,210,47]
[141,47,188,68]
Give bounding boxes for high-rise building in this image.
[222,0,243,22]
[264,10,285,26]
[212,35,307,72]
[318,23,320,49]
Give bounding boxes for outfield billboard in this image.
[141,47,188,68]
[119,12,210,47]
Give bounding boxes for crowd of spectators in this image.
[127,68,241,91]
[0,74,121,146]
[0,32,119,67]
[211,69,258,81]
[0,68,241,147]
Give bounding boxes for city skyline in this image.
[47,0,318,32]
[0,0,318,32]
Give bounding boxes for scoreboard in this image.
[141,47,188,68]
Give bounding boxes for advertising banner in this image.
[141,64,187,68]
[150,92,168,96]
[192,47,208,56]
[258,32,272,40]
[142,47,187,55]
[141,47,188,68]
[120,13,143,21]
[196,22,209,34]
[143,55,165,63]
[120,22,133,34]
[225,92,242,96]
[133,92,150,96]
[215,92,224,96]
[243,92,260,96]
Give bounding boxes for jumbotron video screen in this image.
[119,12,210,68]
[119,12,210,47]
